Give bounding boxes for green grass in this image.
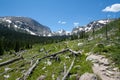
[27,52,74,80]
[0,19,120,79]
[67,54,93,80]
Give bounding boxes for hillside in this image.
[0,24,69,55]
[0,18,120,80]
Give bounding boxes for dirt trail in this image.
[87,54,120,80]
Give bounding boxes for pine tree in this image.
[0,40,4,55]
[14,41,20,52]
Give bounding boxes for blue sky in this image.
[0,0,120,31]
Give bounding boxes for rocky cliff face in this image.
[0,16,51,36]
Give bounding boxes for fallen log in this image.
[23,59,40,80]
[21,48,80,80]
[0,56,23,67]
[39,48,81,60]
[68,49,81,55]
[62,57,75,80]
[21,49,69,80]
[39,48,69,60]
[63,63,67,75]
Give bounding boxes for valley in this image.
[0,0,120,80]
[0,18,120,80]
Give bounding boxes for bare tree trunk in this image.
[21,48,81,80]
[62,57,75,80]
[23,59,39,80]
[0,56,23,67]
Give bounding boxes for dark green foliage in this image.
[71,31,89,40]
[14,41,20,52]
[0,41,4,55]
[0,24,69,55]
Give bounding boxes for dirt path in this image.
[87,54,120,80]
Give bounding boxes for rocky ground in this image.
[86,54,120,80]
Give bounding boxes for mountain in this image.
[0,16,51,36]
[0,18,120,80]
[0,17,116,37]
[72,19,114,34]
[52,19,115,36]
[52,29,71,36]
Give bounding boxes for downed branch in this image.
[68,49,81,55]
[39,48,81,60]
[21,49,69,80]
[23,59,40,80]
[62,57,76,80]
[39,48,69,60]
[0,56,23,67]
[21,48,80,80]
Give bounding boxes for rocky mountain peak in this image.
[72,19,114,34]
[0,16,51,36]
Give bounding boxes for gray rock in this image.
[79,72,97,80]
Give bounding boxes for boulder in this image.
[79,72,97,80]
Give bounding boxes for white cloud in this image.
[102,3,120,12]
[58,21,66,24]
[73,22,79,26]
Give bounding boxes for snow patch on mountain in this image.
[14,25,18,28]
[25,29,36,35]
[0,16,51,36]
[52,29,71,36]
[72,19,114,34]
[6,19,12,23]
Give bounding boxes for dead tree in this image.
[68,49,81,56]
[62,57,76,80]
[23,59,40,80]
[50,56,61,62]
[21,48,80,80]
[0,56,23,67]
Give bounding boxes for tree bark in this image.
[0,56,23,67]
[62,57,75,80]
